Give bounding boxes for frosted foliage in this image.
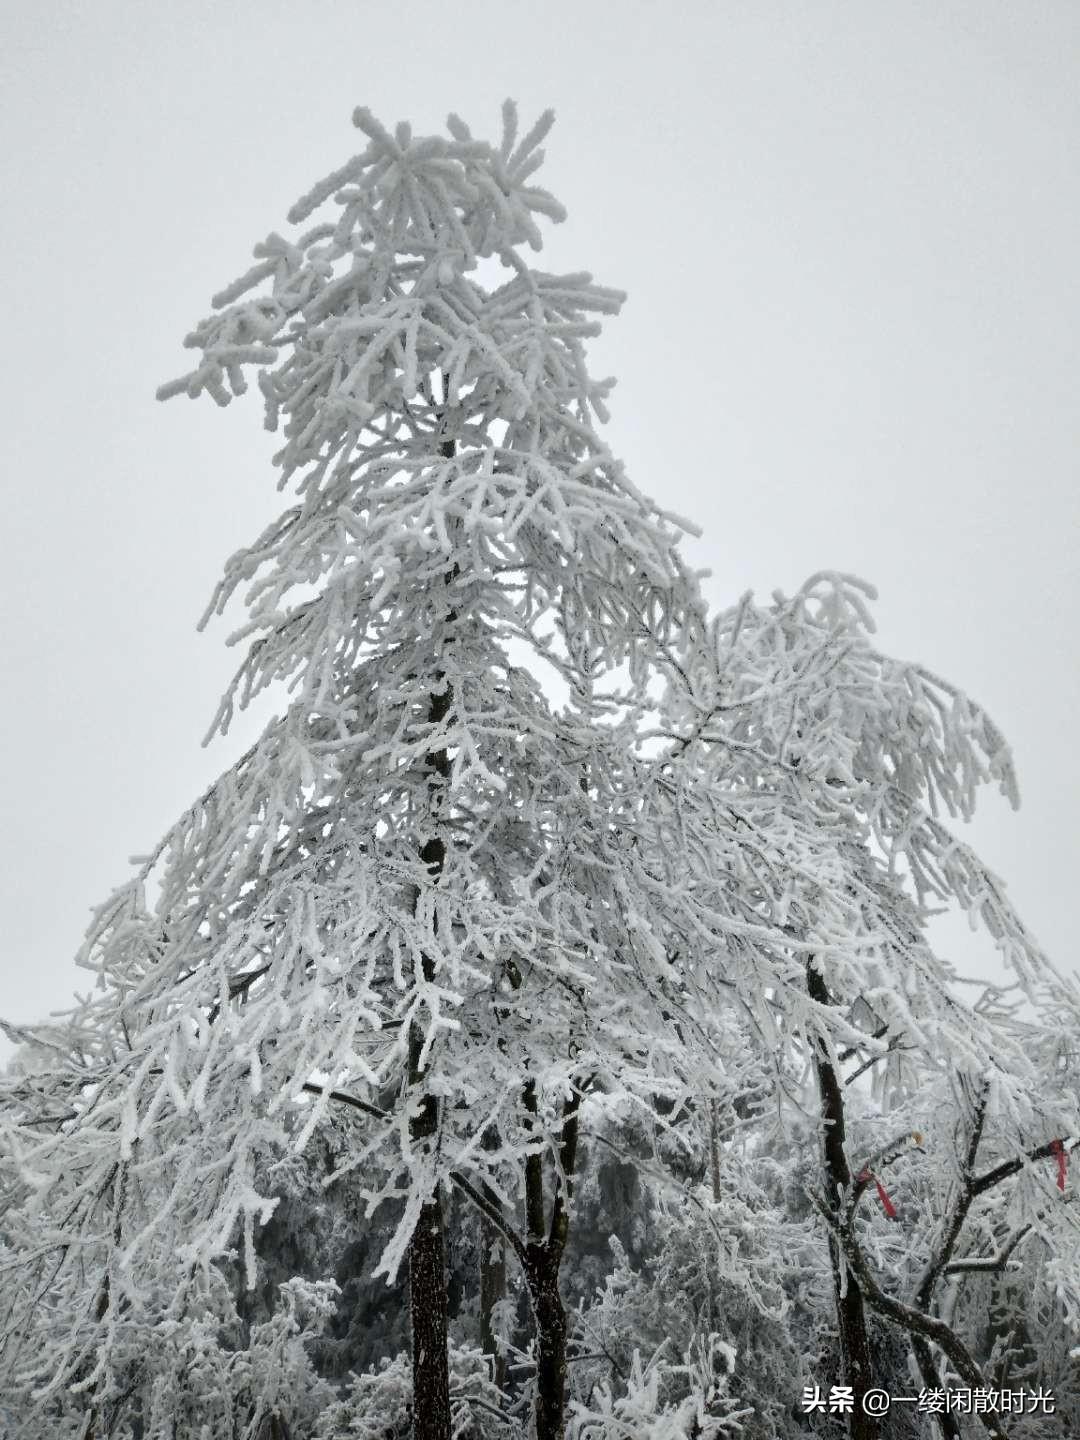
[311,1345,506,1440]
[158,99,697,742]
[567,1148,816,1440]
[0,1125,336,1440]
[2,97,1077,1440]
[0,106,896,1329]
[0,102,797,1430]
[657,571,1080,1135]
[566,1340,749,1440]
[864,1067,1080,1383]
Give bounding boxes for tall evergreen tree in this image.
[0,102,781,1439]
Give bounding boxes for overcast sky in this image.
[2,1,1077,1062]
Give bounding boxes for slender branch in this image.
[449,1392,516,1427]
[300,1081,386,1123]
[971,1136,1076,1198]
[844,1037,912,1087]
[914,1083,988,1312]
[945,1224,1031,1275]
[448,1172,528,1266]
[838,1024,889,1064]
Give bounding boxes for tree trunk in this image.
[403,434,457,1440]
[407,916,452,1440]
[479,1174,507,1389]
[407,881,452,1439]
[807,958,878,1440]
[519,1080,583,1440]
[407,929,450,1440]
[407,577,455,1440]
[408,1184,452,1440]
[911,1336,963,1440]
[527,1251,569,1440]
[408,823,455,1440]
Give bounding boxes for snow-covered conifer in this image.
[0,102,798,1440]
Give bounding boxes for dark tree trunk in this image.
[407,975,451,1440]
[479,1155,507,1390]
[807,958,879,1440]
[408,1185,452,1440]
[518,1078,583,1440]
[403,429,460,1440]
[526,1249,569,1440]
[406,820,452,1440]
[407,556,456,1440]
[407,885,452,1440]
[911,1336,963,1440]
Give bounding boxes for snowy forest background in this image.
[2,5,1080,1439]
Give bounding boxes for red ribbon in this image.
[857,1168,899,1219]
[874,1177,899,1220]
[1050,1138,1067,1192]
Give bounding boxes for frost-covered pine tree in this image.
[0,102,811,1440]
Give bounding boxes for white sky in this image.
[2,1,1077,1062]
